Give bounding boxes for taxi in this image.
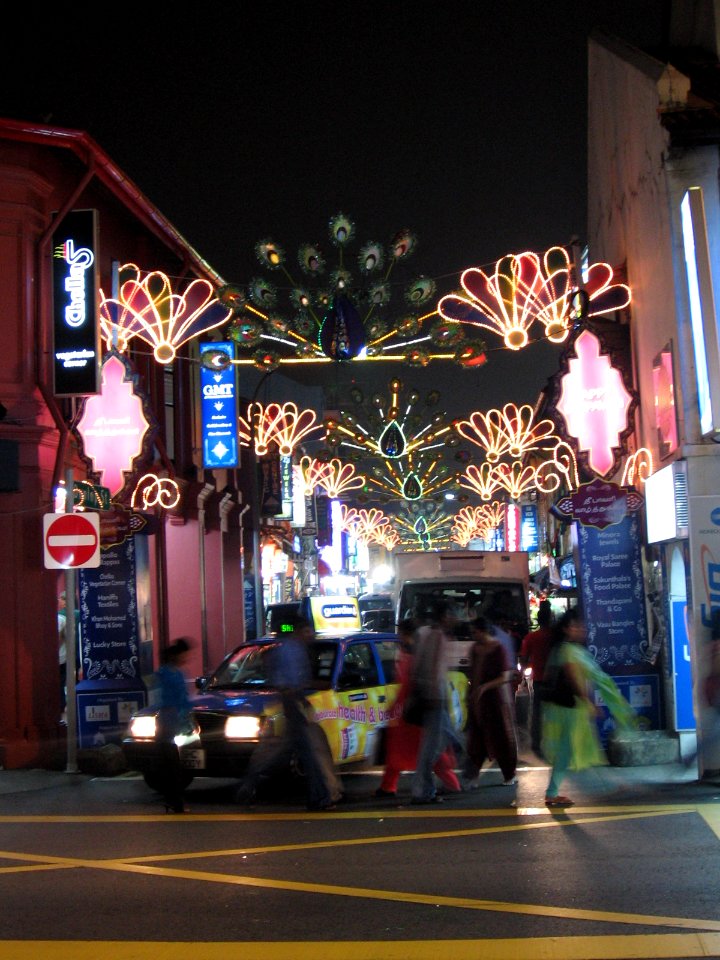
[122,630,469,794]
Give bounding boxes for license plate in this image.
[181,748,206,770]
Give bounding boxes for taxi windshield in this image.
[208,641,339,690]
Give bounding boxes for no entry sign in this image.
[43,512,101,569]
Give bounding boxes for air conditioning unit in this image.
[645,460,688,542]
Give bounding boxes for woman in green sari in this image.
[541,608,636,807]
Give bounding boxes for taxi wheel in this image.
[290,726,333,779]
[143,771,194,793]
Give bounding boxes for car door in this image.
[331,640,384,763]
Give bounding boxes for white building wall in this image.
[587,28,720,770]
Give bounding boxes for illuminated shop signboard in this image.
[521,504,539,551]
[52,209,100,396]
[199,341,238,469]
[76,353,151,495]
[556,329,633,476]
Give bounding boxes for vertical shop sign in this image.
[671,598,695,730]
[576,513,651,670]
[52,209,100,396]
[200,341,238,468]
[259,452,282,515]
[76,536,147,747]
[520,504,539,551]
[79,537,141,680]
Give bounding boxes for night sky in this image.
[4,2,667,416]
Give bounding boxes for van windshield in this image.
[399,580,528,638]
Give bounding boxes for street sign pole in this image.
[64,467,79,774]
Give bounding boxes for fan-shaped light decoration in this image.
[451,503,504,546]
[315,460,366,499]
[621,448,653,488]
[454,409,507,462]
[338,503,361,533]
[352,508,392,545]
[377,528,401,550]
[495,461,538,500]
[99,264,233,364]
[222,215,484,369]
[455,403,560,462]
[246,402,322,456]
[131,474,181,511]
[295,457,331,497]
[437,246,631,350]
[460,462,503,501]
[496,404,558,458]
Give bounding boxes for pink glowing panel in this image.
[77,354,150,494]
[556,330,632,476]
[652,345,678,458]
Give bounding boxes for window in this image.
[338,643,379,689]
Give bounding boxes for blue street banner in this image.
[576,512,652,671]
[200,341,238,468]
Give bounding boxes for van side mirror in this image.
[195,676,208,690]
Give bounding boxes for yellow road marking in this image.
[0,802,701,823]
[0,936,719,960]
[0,850,710,932]
[697,805,720,840]
[94,859,720,930]
[119,808,685,863]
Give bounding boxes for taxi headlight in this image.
[129,715,157,739]
[224,716,261,740]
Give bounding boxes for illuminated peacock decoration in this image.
[324,378,463,502]
[218,214,487,370]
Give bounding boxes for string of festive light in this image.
[621,447,654,487]
[241,402,322,456]
[131,474,181,510]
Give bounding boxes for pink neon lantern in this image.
[76,354,151,494]
[556,330,632,476]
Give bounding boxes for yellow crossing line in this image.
[1,936,720,960]
[0,840,718,933]
[0,802,702,823]
[0,934,716,960]
[119,808,685,863]
[80,858,720,932]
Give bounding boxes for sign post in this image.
[43,475,102,773]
